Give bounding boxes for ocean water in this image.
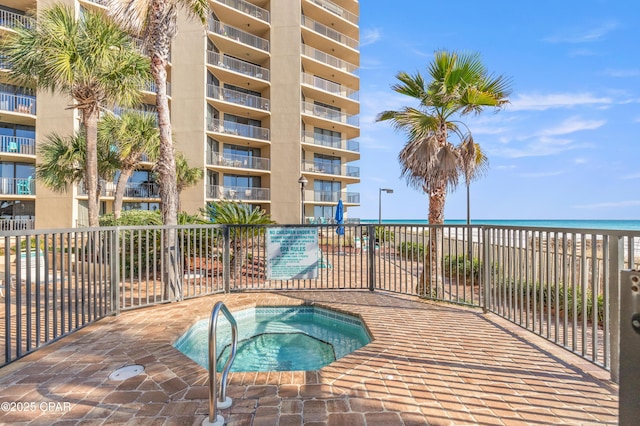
[361,219,640,231]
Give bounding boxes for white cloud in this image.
[603,69,640,78]
[545,21,618,43]
[574,157,588,165]
[622,173,640,180]
[486,136,589,158]
[508,93,613,111]
[520,171,564,178]
[538,116,605,136]
[574,200,640,209]
[361,28,381,47]
[569,48,597,57]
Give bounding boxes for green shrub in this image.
[397,242,426,260]
[443,254,481,282]
[99,209,163,226]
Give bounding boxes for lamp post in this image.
[298,175,308,224]
[378,188,393,224]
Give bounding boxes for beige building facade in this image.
[0,0,360,229]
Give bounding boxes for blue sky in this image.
[350,0,639,221]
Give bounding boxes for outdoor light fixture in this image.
[378,188,394,224]
[298,175,308,224]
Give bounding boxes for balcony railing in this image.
[78,180,159,198]
[311,190,359,203]
[301,72,358,100]
[207,118,270,141]
[301,101,359,127]
[207,184,270,201]
[208,19,270,52]
[0,136,35,155]
[0,176,35,195]
[143,80,171,96]
[207,151,270,171]
[301,160,359,178]
[211,0,270,23]
[301,15,358,50]
[306,0,358,25]
[301,131,360,152]
[301,44,358,75]
[0,92,36,115]
[207,50,270,81]
[0,218,34,230]
[207,84,269,111]
[0,9,34,30]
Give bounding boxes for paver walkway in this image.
[0,291,618,425]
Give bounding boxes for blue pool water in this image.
[174,306,371,372]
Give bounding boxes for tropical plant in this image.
[107,0,209,298]
[376,50,511,225]
[377,50,511,295]
[99,111,160,219]
[2,5,150,227]
[175,152,204,211]
[36,131,119,195]
[201,201,275,279]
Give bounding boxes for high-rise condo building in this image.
[0,0,360,229]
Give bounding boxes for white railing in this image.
[207,85,269,111]
[301,101,359,127]
[301,44,358,75]
[208,19,270,52]
[207,51,270,81]
[301,72,358,100]
[301,15,358,49]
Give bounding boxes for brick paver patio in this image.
[0,291,618,425]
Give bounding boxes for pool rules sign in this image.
[266,227,318,280]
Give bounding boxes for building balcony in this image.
[301,15,359,64]
[207,118,270,143]
[206,51,270,90]
[0,218,34,230]
[210,0,270,28]
[301,44,359,89]
[301,102,359,137]
[0,9,34,31]
[301,44,358,76]
[208,19,270,61]
[300,72,359,114]
[78,180,159,199]
[0,136,36,156]
[206,151,270,172]
[142,80,171,96]
[207,184,270,202]
[0,92,36,116]
[306,190,360,204]
[301,160,360,180]
[0,176,35,196]
[206,84,270,116]
[302,0,359,38]
[300,131,359,161]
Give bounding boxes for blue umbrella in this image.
[335,199,344,236]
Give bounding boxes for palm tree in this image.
[106,0,209,300]
[377,50,511,225]
[36,131,119,198]
[175,152,203,212]
[2,5,150,227]
[201,201,274,280]
[377,50,511,295]
[99,111,160,219]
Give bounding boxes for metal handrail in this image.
[206,301,238,426]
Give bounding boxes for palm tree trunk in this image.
[83,108,101,228]
[151,45,181,300]
[113,168,134,220]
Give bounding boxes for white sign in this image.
[266,227,318,280]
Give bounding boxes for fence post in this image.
[482,227,490,313]
[111,227,120,316]
[608,235,624,383]
[368,224,375,291]
[223,226,231,293]
[619,270,640,425]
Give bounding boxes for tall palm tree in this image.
[99,111,160,219]
[106,0,209,300]
[201,201,274,280]
[175,152,203,212]
[377,50,511,295]
[2,5,150,227]
[377,50,511,225]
